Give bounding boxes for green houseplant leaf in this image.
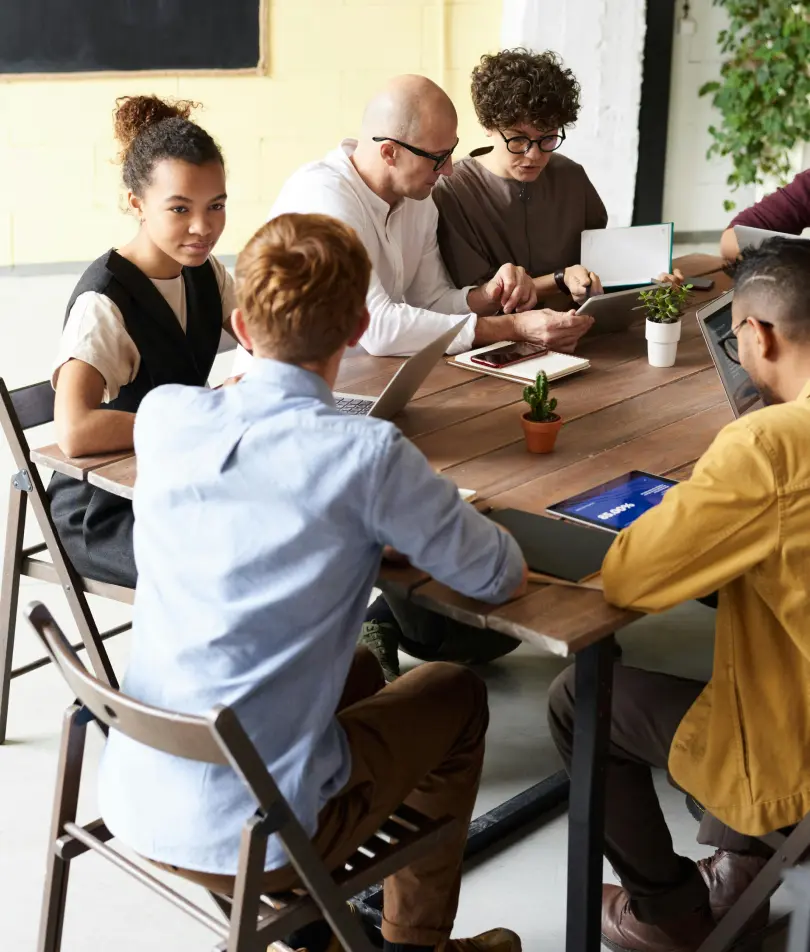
[636,283,694,324]
[698,0,810,208]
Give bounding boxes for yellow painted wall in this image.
[0,0,502,268]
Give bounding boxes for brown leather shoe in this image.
[697,850,770,930]
[601,884,714,952]
[440,928,522,952]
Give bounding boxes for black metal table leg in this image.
[566,635,616,952]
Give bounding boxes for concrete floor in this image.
[0,253,793,951]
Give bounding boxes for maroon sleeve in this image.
[729,170,810,235]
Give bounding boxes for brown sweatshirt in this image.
[433,149,608,288]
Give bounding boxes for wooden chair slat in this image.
[0,377,127,744]
[9,380,55,430]
[25,603,454,952]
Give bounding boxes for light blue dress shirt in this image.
[98,358,524,874]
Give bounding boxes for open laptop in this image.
[334,317,468,419]
[696,290,764,417]
[733,224,805,251]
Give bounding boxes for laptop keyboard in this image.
[334,396,374,415]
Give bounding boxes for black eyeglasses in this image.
[372,136,458,171]
[718,318,773,364]
[499,128,566,154]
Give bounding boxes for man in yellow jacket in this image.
[549,236,810,952]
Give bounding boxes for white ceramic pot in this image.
[646,319,682,368]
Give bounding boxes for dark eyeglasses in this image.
[372,136,458,171]
[718,318,773,364]
[499,128,566,155]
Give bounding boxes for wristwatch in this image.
[554,270,570,295]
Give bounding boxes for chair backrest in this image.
[3,378,55,430]
[0,378,54,475]
[26,601,230,765]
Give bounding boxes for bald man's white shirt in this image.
[232,139,475,373]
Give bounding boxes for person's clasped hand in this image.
[653,268,685,287]
[484,264,538,314]
[514,308,594,353]
[564,265,603,304]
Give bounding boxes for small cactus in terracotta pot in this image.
[521,370,562,454]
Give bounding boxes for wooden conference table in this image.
[32,253,731,952]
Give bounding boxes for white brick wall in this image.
[501,0,646,227]
[662,0,755,233]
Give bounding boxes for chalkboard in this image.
[0,0,266,75]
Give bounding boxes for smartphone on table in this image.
[684,276,714,290]
[469,341,548,368]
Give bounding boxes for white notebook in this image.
[581,222,674,288]
[448,342,589,383]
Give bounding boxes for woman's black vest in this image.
[48,249,223,586]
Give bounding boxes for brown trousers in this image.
[154,648,488,946]
[548,663,760,924]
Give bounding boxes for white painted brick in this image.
[501,0,646,227]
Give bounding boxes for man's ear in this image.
[752,317,777,359]
[231,308,254,354]
[348,307,371,347]
[379,141,397,167]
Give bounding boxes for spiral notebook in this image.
[447,343,590,384]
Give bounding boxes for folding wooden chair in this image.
[0,377,130,743]
[26,601,457,952]
[683,797,810,952]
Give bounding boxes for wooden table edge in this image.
[31,445,135,481]
[87,465,136,500]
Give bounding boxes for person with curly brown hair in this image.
[230,74,593,368]
[434,49,608,308]
[48,95,238,588]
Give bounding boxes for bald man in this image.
[238,75,592,360]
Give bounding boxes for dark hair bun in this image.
[113,95,199,160]
[111,95,223,197]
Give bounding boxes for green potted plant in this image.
[637,283,693,368]
[521,370,562,454]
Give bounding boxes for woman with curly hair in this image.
[48,95,237,587]
[434,48,608,305]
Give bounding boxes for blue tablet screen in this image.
[550,471,676,532]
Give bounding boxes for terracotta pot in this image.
[521,412,563,454]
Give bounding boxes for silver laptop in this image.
[696,290,764,418]
[733,224,804,251]
[334,317,468,420]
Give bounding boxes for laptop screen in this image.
[701,299,764,417]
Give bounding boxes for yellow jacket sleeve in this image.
[602,420,778,612]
